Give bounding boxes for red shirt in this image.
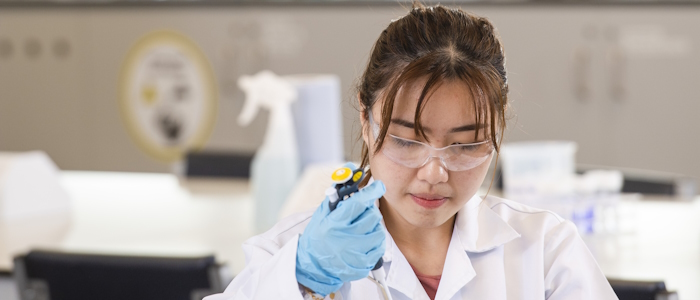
[411,265,442,300]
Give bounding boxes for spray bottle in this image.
[238,70,300,233]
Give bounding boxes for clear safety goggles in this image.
[369,111,494,171]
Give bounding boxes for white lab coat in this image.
[204,195,618,300]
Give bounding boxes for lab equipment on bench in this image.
[238,70,300,233]
[286,74,344,171]
[0,151,71,220]
[499,141,577,202]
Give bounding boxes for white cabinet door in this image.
[491,7,700,180]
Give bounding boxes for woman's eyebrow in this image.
[390,118,420,131]
[390,118,486,133]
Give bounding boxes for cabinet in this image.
[487,7,700,181]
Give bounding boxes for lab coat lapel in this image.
[461,245,509,299]
[433,226,476,300]
[436,195,522,300]
[376,189,425,300]
[455,195,521,253]
[383,232,427,300]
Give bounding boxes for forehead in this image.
[392,78,477,125]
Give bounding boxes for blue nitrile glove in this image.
[295,164,386,297]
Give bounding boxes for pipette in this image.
[326,166,393,300]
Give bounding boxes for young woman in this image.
[205,4,617,300]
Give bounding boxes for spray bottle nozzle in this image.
[237,70,297,127]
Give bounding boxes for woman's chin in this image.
[406,210,451,229]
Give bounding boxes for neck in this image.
[380,197,455,276]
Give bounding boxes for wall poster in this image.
[119,30,217,162]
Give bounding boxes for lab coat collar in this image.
[455,195,522,253]
[379,194,521,300]
[383,232,418,299]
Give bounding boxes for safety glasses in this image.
[369,111,493,171]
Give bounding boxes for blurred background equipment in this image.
[184,151,254,178]
[235,71,344,232]
[500,141,579,202]
[287,74,343,171]
[499,141,625,234]
[608,278,678,300]
[237,70,301,233]
[0,151,70,220]
[13,250,225,300]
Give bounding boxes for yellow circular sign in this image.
[119,30,217,162]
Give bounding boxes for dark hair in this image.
[358,4,509,174]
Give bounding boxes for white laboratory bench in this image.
[0,171,256,275]
[583,197,700,300]
[0,171,698,299]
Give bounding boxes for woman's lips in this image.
[411,194,447,209]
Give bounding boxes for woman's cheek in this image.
[376,165,410,204]
[379,171,403,202]
[450,166,488,202]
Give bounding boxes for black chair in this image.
[608,278,678,300]
[13,250,224,300]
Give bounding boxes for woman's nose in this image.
[416,157,449,185]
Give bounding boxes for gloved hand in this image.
[296,163,386,297]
